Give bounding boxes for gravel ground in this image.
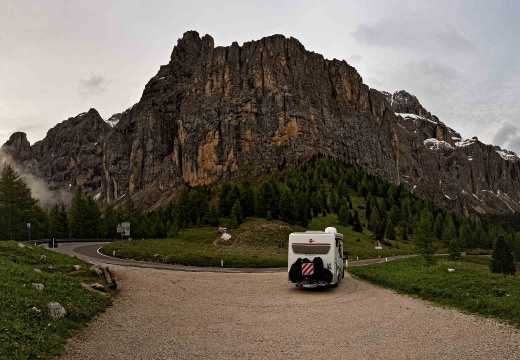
[59,265,520,360]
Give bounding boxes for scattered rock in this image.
[18,243,25,248]
[32,283,44,292]
[34,268,42,273]
[448,268,455,273]
[31,307,41,313]
[40,255,47,261]
[73,265,81,271]
[218,227,228,234]
[221,233,232,241]
[48,302,66,319]
[27,246,33,250]
[91,283,106,291]
[48,266,55,271]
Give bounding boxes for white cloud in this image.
[79,72,108,96]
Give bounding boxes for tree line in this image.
[1,155,520,264]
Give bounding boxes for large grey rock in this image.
[48,302,67,319]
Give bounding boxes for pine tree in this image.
[459,221,474,249]
[279,188,295,224]
[230,199,243,225]
[100,204,119,239]
[0,164,40,240]
[441,215,457,247]
[433,213,444,240]
[415,210,437,267]
[68,187,88,238]
[385,219,396,240]
[490,234,516,275]
[218,182,232,217]
[151,213,166,238]
[338,205,348,226]
[239,180,255,217]
[352,210,363,233]
[448,236,462,261]
[49,205,69,239]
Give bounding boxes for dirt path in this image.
[58,265,520,360]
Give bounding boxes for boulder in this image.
[48,302,66,319]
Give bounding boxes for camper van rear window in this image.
[291,243,331,255]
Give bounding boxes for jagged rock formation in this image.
[1,132,32,161]
[1,109,111,200]
[2,31,520,215]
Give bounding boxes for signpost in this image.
[375,240,382,258]
[121,222,131,239]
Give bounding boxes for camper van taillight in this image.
[291,243,331,255]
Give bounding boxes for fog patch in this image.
[0,150,73,209]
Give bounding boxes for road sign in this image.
[117,224,122,233]
[27,223,31,229]
[122,222,130,237]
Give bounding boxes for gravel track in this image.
[58,265,520,360]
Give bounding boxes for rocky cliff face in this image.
[3,31,520,215]
[1,109,111,204]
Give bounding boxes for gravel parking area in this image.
[59,265,520,360]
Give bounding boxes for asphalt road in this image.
[50,241,413,272]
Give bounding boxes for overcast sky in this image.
[1,0,519,153]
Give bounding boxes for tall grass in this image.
[349,256,520,327]
[0,242,113,359]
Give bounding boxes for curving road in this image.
[50,241,413,272]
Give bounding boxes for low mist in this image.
[0,150,73,209]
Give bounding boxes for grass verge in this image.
[348,255,520,327]
[0,241,114,359]
[101,218,300,268]
[102,216,417,268]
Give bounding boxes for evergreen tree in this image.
[388,205,400,226]
[218,182,232,217]
[415,210,437,267]
[84,195,101,238]
[490,234,516,275]
[151,213,166,238]
[433,213,444,240]
[385,219,396,240]
[459,221,474,249]
[448,236,462,261]
[279,188,295,224]
[338,205,349,226]
[441,215,457,247]
[352,210,363,233]
[49,205,69,239]
[365,197,372,222]
[204,204,220,226]
[239,180,255,217]
[68,187,88,238]
[100,204,119,239]
[230,199,243,225]
[0,164,40,240]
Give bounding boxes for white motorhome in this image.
[288,227,345,288]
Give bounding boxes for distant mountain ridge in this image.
[2,30,519,215]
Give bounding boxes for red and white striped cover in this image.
[301,263,314,275]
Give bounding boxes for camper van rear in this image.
[288,228,344,288]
